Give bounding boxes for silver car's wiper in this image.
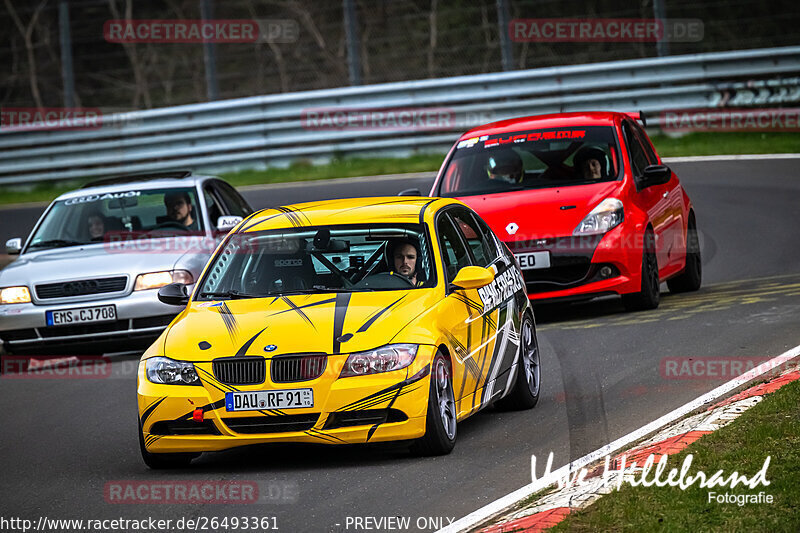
[199,290,262,299]
[28,239,86,249]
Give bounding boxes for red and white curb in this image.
[437,343,800,533]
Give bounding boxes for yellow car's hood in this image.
[163,290,440,361]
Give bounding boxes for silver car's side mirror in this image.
[5,238,22,255]
[216,215,243,232]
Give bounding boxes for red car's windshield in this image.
[437,125,621,197]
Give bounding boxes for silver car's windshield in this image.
[437,125,621,197]
[27,188,204,251]
[196,224,435,299]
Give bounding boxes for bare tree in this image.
[108,0,153,108]
[5,0,48,108]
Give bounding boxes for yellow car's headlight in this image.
[0,286,31,304]
[340,344,418,377]
[145,356,201,385]
[134,270,193,291]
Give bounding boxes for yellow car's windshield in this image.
[196,224,436,299]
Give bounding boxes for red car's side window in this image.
[632,123,660,165]
[623,122,649,177]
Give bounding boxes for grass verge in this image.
[1,132,798,206]
[549,377,800,532]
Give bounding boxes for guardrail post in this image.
[200,0,220,101]
[343,0,362,86]
[654,0,670,57]
[496,0,515,71]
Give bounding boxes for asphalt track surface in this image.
[1,160,799,532]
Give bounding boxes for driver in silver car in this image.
[164,191,198,230]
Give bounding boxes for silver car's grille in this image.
[213,357,266,385]
[35,277,127,299]
[271,354,327,383]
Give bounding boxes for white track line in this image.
[663,153,800,163]
[437,342,800,533]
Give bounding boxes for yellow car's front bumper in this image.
[137,348,435,453]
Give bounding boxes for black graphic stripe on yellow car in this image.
[235,326,268,357]
[304,429,342,444]
[275,206,303,228]
[356,295,406,333]
[366,368,410,441]
[307,428,348,444]
[332,293,351,354]
[144,434,163,447]
[336,365,429,412]
[239,209,293,232]
[267,297,338,319]
[279,296,316,330]
[283,205,312,226]
[351,382,424,414]
[195,367,237,393]
[453,292,484,315]
[335,197,431,216]
[216,302,238,340]
[240,205,310,232]
[140,396,167,426]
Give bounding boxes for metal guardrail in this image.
[1,46,799,185]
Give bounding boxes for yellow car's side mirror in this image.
[450,266,495,290]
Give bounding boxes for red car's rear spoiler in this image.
[625,111,647,126]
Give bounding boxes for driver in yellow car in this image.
[389,240,424,287]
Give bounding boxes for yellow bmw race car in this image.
[137,197,540,467]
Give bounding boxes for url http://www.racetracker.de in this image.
[0,516,280,532]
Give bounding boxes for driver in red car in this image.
[486,151,524,184]
[573,146,609,180]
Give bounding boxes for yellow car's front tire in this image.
[411,351,457,456]
[138,419,199,469]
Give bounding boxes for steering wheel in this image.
[381,271,416,287]
[151,221,190,231]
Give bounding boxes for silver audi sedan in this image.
[0,171,253,355]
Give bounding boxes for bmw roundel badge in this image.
[264,344,277,352]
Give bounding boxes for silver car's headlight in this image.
[573,198,624,236]
[340,344,418,377]
[145,356,201,385]
[134,270,193,291]
[0,286,31,304]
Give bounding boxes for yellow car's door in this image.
[433,208,525,419]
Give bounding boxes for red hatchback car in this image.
[429,111,701,310]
